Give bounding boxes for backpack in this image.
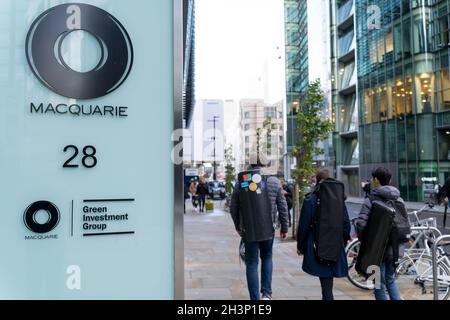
[237,170,274,242]
[368,195,411,242]
[312,178,345,264]
[356,200,395,277]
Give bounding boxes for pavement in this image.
[184,197,450,300]
[184,201,373,300]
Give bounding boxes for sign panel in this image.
[0,0,175,299]
[185,168,199,177]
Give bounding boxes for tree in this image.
[255,118,272,165]
[291,80,333,237]
[224,144,236,195]
[224,144,236,212]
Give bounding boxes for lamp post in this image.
[208,116,220,181]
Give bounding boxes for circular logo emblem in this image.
[26,3,133,99]
[252,174,262,184]
[24,201,60,234]
[249,183,258,192]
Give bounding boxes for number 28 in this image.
[63,145,97,168]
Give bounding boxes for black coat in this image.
[197,183,209,196]
[297,193,350,278]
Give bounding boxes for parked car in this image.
[208,181,226,200]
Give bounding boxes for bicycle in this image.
[395,246,450,300]
[346,204,438,291]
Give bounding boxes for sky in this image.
[195,0,286,104]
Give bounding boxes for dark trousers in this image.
[444,205,448,229]
[199,195,206,211]
[319,277,334,301]
[244,238,274,300]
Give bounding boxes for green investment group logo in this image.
[26,3,134,99]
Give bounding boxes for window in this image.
[392,78,412,117]
[438,16,449,47]
[244,124,250,131]
[415,73,434,113]
[264,107,276,119]
[441,69,450,111]
[386,32,393,53]
[364,90,373,124]
[245,136,250,143]
[338,30,354,57]
[244,112,250,119]
[394,24,402,61]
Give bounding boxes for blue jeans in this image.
[244,238,274,300]
[374,261,402,300]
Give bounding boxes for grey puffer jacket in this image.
[230,174,289,234]
[356,186,406,260]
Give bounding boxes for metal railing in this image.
[432,235,450,300]
[410,226,442,236]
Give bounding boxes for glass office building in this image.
[284,0,308,153]
[183,0,196,128]
[330,0,360,196]
[356,0,450,201]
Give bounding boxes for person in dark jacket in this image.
[439,177,450,228]
[281,180,293,227]
[361,180,371,198]
[296,169,351,300]
[196,178,209,212]
[230,156,289,301]
[355,167,403,300]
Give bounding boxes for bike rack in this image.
[432,235,450,300]
[410,226,442,236]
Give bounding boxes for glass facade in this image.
[331,0,360,196]
[356,0,450,201]
[284,0,308,152]
[183,0,196,128]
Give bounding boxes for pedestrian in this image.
[189,179,199,211]
[281,178,293,227]
[439,177,450,228]
[197,178,209,213]
[296,169,351,300]
[184,182,190,214]
[361,180,371,198]
[355,167,405,300]
[230,154,289,301]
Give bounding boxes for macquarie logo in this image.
[25,3,134,100]
[23,201,60,240]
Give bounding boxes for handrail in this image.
[432,235,450,300]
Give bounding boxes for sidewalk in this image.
[184,202,372,300]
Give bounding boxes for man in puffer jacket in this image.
[355,166,404,300]
[230,156,289,301]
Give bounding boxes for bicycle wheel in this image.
[346,239,374,290]
[396,254,450,300]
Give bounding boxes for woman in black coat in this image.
[196,179,209,212]
[297,169,351,300]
